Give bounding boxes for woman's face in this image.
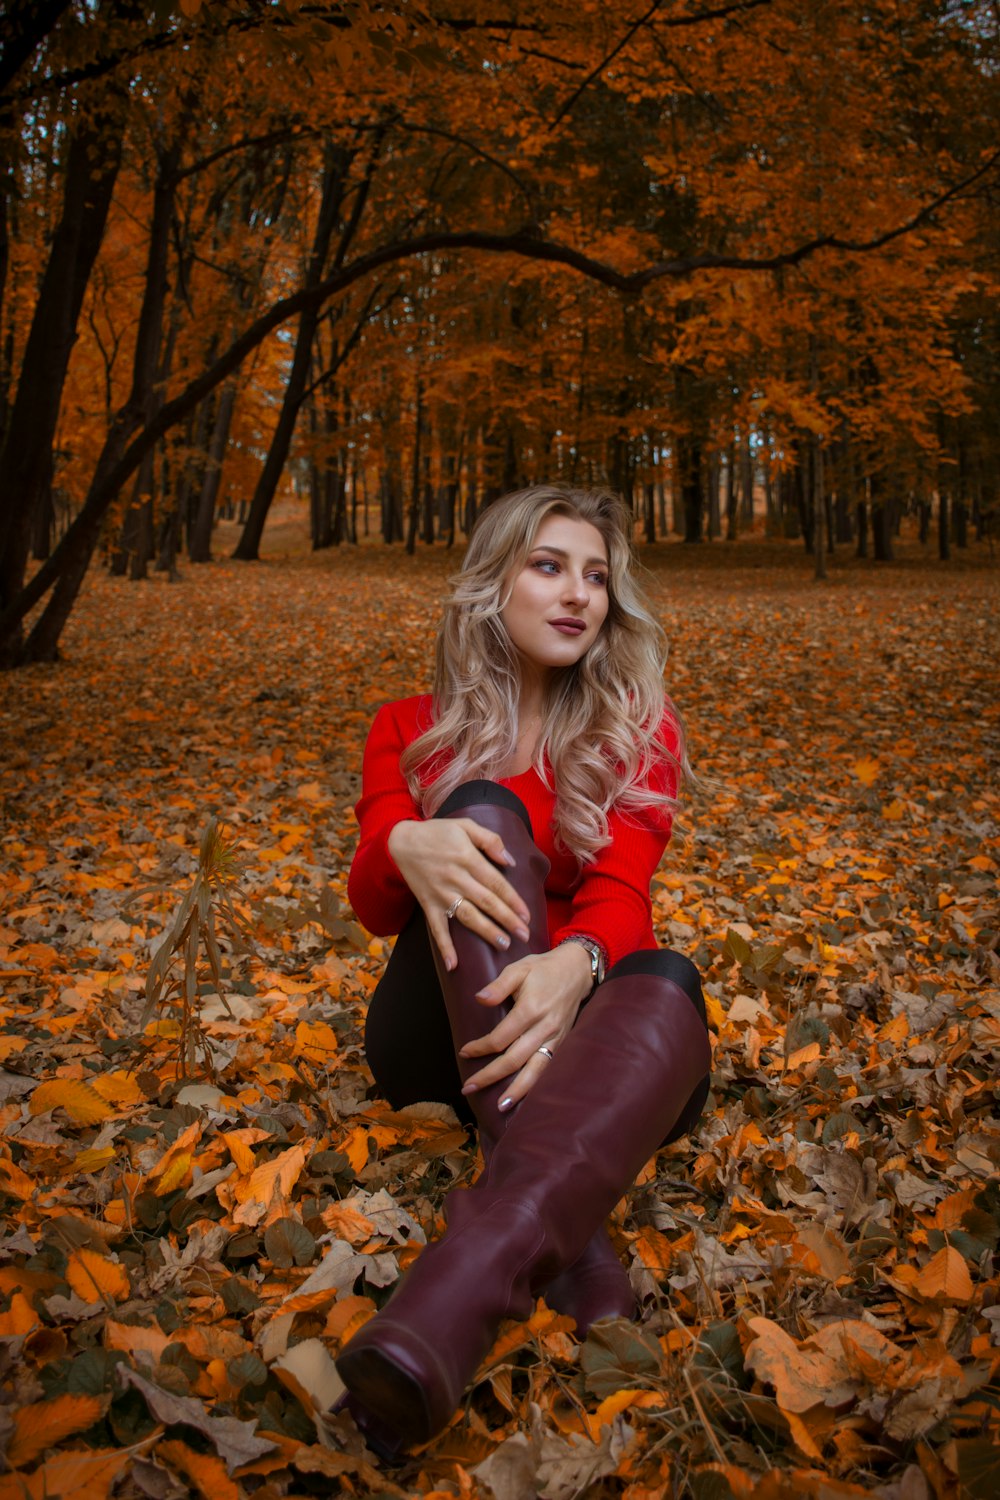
[501,513,610,680]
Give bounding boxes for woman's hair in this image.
[401,484,690,863]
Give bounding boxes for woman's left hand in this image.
[459,941,595,1110]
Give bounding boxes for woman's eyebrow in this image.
[529,545,608,567]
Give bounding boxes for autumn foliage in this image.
[1,0,999,665]
[0,533,997,1497]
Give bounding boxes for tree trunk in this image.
[918,498,931,544]
[938,490,951,561]
[110,460,150,576]
[0,98,124,632]
[405,379,423,555]
[10,134,179,665]
[813,440,827,581]
[725,443,737,541]
[679,437,703,543]
[190,380,236,561]
[707,453,721,539]
[871,474,894,560]
[234,144,349,560]
[29,456,55,560]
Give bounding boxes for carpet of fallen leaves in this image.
[0,525,998,1500]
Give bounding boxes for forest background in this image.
[0,2,998,1499]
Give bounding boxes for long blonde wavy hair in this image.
[401,485,689,863]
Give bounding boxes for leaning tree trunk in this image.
[13,137,179,664]
[0,97,124,639]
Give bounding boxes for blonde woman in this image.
[335,485,711,1455]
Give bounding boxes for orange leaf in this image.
[104,1319,170,1360]
[632,1224,675,1273]
[0,1291,41,1337]
[322,1201,377,1246]
[29,1078,113,1124]
[294,1020,339,1061]
[7,1394,104,1467]
[0,1447,128,1500]
[852,757,881,785]
[0,1157,40,1199]
[587,1388,662,1439]
[224,1132,257,1175]
[91,1071,146,1107]
[175,1323,250,1363]
[146,1120,202,1195]
[324,1293,376,1343]
[912,1246,974,1304]
[65,1248,130,1305]
[232,1143,308,1226]
[157,1439,240,1500]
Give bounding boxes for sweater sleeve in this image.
[347,702,422,936]
[550,713,680,969]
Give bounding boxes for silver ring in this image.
[537,1045,555,1061]
[446,895,465,921]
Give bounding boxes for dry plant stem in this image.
[133,816,254,1079]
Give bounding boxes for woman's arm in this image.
[347,703,423,936]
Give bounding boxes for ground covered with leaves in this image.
[0,531,997,1500]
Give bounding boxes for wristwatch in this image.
[560,935,606,989]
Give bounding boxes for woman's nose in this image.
[562,573,589,605]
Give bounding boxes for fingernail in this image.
[516,925,530,942]
[497,935,510,950]
[498,1096,513,1111]
[462,1082,478,1095]
[502,852,517,867]
[446,956,456,972]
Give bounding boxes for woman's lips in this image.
[549,619,586,635]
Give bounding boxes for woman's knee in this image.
[606,948,706,1029]
[435,779,532,834]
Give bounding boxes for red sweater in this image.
[348,695,678,968]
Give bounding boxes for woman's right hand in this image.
[387,818,532,972]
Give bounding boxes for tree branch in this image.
[549,0,775,129]
[4,149,995,643]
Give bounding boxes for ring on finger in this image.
[446,895,465,921]
[537,1044,555,1061]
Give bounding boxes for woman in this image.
[335,485,711,1456]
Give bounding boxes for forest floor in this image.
[0,524,998,1500]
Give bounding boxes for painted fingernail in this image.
[462,1082,478,1095]
[501,852,517,867]
[498,1096,513,1111]
[516,925,530,942]
[445,956,456,972]
[497,935,510,950]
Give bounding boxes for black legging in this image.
[363,781,709,1141]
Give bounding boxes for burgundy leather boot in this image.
[429,792,636,1334]
[334,965,712,1454]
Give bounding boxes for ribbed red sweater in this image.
[348,695,678,968]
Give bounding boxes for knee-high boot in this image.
[430,787,636,1333]
[335,962,712,1454]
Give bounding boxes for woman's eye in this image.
[532,559,559,574]
[587,572,608,586]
